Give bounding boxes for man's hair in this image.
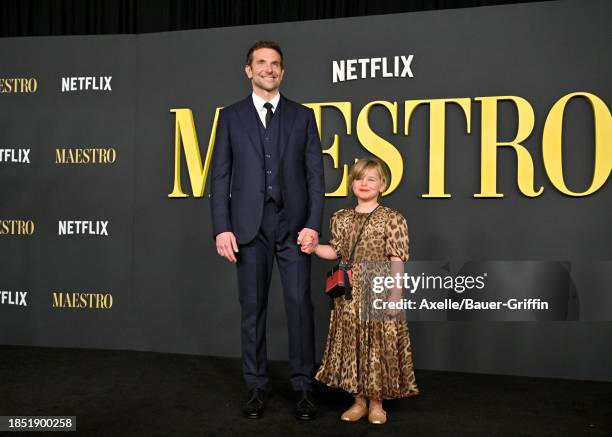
[349,157,390,199]
[246,40,284,68]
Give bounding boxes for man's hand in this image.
[216,231,239,263]
[299,234,314,253]
[297,228,318,254]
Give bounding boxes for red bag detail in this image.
[325,268,352,293]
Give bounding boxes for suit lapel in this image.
[279,94,297,161]
[236,96,263,159]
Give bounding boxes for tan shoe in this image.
[340,402,368,421]
[368,406,387,424]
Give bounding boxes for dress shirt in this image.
[252,92,280,128]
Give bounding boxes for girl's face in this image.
[352,167,385,201]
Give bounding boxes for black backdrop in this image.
[0,0,552,36]
[1,0,611,382]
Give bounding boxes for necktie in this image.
[263,102,273,128]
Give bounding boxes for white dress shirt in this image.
[252,92,280,128]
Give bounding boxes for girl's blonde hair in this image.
[348,157,389,199]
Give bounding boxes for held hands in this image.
[215,231,238,263]
[297,228,318,254]
[216,229,317,261]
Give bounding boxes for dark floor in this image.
[1,345,611,436]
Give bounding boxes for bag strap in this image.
[346,205,381,265]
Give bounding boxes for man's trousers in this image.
[235,199,315,391]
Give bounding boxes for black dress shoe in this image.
[295,390,316,420]
[243,388,265,419]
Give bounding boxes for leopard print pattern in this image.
[315,206,419,400]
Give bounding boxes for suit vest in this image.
[255,103,283,206]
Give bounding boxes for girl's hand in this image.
[299,235,314,253]
[384,289,403,317]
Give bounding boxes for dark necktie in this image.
[263,102,273,128]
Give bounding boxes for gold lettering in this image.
[405,98,471,198]
[51,292,113,309]
[303,102,352,196]
[0,220,35,235]
[168,107,222,198]
[356,101,402,195]
[168,94,610,200]
[542,92,612,196]
[54,148,117,164]
[55,149,65,164]
[0,78,37,93]
[474,96,543,198]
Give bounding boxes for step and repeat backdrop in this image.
[1,0,611,381]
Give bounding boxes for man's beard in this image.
[257,76,279,91]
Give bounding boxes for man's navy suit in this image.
[210,94,325,391]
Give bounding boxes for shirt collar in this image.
[252,92,280,111]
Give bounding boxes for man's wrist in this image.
[303,222,321,235]
[214,230,233,239]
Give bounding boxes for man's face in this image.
[245,48,284,94]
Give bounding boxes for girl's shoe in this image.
[340,402,368,421]
[368,406,387,424]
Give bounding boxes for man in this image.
[210,41,325,420]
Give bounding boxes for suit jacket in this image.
[210,94,325,245]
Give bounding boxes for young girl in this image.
[307,157,419,424]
